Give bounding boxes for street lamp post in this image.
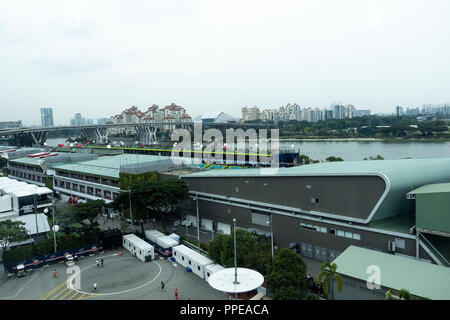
[196,195,200,253]
[267,215,274,261]
[233,218,239,299]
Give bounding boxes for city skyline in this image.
[1,1,450,126]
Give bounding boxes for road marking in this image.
[68,291,80,300]
[0,278,18,297]
[67,259,162,296]
[76,293,86,300]
[60,289,74,300]
[1,268,44,300]
[51,286,69,300]
[39,280,67,300]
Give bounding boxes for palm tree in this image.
[398,289,410,300]
[318,262,343,300]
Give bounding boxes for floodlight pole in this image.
[196,194,200,253]
[233,218,239,299]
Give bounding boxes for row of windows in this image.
[299,222,361,240]
[173,251,201,271]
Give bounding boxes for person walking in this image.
[174,288,179,300]
[53,269,57,279]
[101,258,104,267]
[161,281,165,290]
[96,259,100,267]
[93,282,97,291]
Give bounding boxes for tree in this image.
[318,262,343,300]
[207,229,272,276]
[111,179,189,234]
[266,248,307,300]
[326,156,344,162]
[71,200,105,231]
[398,288,411,300]
[363,154,384,160]
[144,179,189,232]
[0,220,29,252]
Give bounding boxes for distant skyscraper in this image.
[70,113,86,126]
[97,118,109,125]
[396,106,404,117]
[40,108,54,127]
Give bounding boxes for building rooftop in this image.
[408,183,450,195]
[11,213,50,235]
[182,158,450,178]
[51,154,172,179]
[332,246,450,300]
[0,177,52,196]
[182,158,450,223]
[369,213,415,234]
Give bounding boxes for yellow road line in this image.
[68,291,80,300]
[51,286,69,300]
[39,280,67,300]
[60,289,74,300]
[76,293,86,300]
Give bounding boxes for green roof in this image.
[51,154,170,179]
[332,246,450,300]
[408,183,450,195]
[369,213,415,234]
[10,157,43,166]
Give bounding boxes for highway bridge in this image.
[0,121,274,146]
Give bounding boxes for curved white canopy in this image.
[208,267,264,293]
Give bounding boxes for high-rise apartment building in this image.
[40,108,54,127]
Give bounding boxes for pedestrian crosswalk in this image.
[39,280,97,300]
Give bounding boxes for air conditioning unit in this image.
[388,241,396,253]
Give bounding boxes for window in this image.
[337,230,345,237]
[182,256,184,261]
[353,233,361,240]
[207,272,210,277]
[329,229,336,235]
[174,252,176,256]
[252,212,270,226]
[345,231,353,239]
[139,251,141,255]
[310,197,319,204]
[344,281,356,289]
[320,227,327,233]
[198,266,200,271]
[189,260,191,265]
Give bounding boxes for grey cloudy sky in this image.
[1,0,450,125]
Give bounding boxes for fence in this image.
[4,243,102,274]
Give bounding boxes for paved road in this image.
[0,249,228,300]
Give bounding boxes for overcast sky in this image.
[1,0,450,125]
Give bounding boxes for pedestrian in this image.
[96,259,100,267]
[101,258,104,267]
[174,288,179,300]
[53,269,57,279]
[93,282,97,291]
[161,281,165,290]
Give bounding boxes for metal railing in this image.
[420,233,450,266]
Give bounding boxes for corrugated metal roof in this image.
[332,246,450,300]
[182,158,450,178]
[182,158,450,222]
[51,154,171,178]
[11,213,50,235]
[408,183,450,195]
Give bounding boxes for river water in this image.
[46,137,450,161]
